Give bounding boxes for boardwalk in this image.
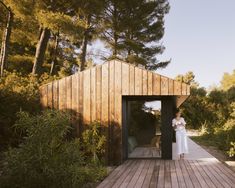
[97,138,235,188]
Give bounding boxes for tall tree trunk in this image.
[0,9,13,77]
[80,15,91,72]
[32,28,50,75]
[50,33,59,75]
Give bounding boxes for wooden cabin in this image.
[39,60,190,164]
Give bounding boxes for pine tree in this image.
[5,0,85,75]
[102,0,170,70]
[74,0,105,71]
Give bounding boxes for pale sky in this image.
[157,0,235,88]
[90,0,235,89]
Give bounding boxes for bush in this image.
[228,142,235,158]
[0,110,107,188]
[81,121,106,163]
[0,71,61,151]
[0,71,40,150]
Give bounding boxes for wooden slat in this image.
[164,160,172,188]
[101,63,109,124]
[119,160,139,188]
[97,160,131,188]
[188,160,207,188]
[198,160,228,188]
[161,76,169,95]
[114,60,122,124]
[157,160,165,188]
[47,83,53,108]
[187,85,190,95]
[66,76,72,111]
[142,70,148,95]
[83,69,91,124]
[178,160,193,188]
[109,61,115,162]
[147,72,153,95]
[182,83,187,95]
[90,67,96,122]
[150,160,160,188]
[183,160,201,188]
[96,66,102,122]
[109,61,115,123]
[192,160,215,188]
[128,160,147,187]
[170,160,179,188]
[53,80,59,109]
[122,63,129,95]
[129,65,135,95]
[153,73,161,95]
[40,86,47,108]
[142,160,155,188]
[78,72,83,126]
[168,79,174,95]
[174,160,186,188]
[134,67,143,95]
[71,74,78,114]
[58,78,66,110]
[173,81,182,95]
[135,160,151,188]
[112,160,136,188]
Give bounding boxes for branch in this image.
[0,1,10,11]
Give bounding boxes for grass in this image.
[190,135,220,148]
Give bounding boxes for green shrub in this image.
[0,71,40,150]
[0,71,61,151]
[0,110,107,188]
[228,142,235,157]
[81,121,106,163]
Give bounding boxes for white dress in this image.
[172,117,188,155]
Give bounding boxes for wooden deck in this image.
[98,138,235,188]
[128,147,161,158]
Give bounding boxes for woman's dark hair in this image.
[175,108,181,114]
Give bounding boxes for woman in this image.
[172,110,188,159]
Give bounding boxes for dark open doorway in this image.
[122,96,176,162]
[126,100,162,159]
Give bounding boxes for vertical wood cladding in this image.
[39,60,190,164]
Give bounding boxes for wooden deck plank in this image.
[112,160,137,188]
[178,160,194,188]
[174,160,187,188]
[164,160,172,188]
[142,160,155,188]
[98,137,235,188]
[135,160,151,188]
[157,160,165,188]
[206,160,232,188]
[169,160,179,188]
[97,160,131,188]
[213,162,235,185]
[198,160,228,188]
[149,160,160,188]
[128,160,147,188]
[188,160,207,188]
[193,160,216,188]
[184,160,202,188]
[119,160,139,188]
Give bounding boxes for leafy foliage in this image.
[178,71,235,157]
[0,110,107,188]
[0,71,59,150]
[81,121,106,163]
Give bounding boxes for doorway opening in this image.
[124,99,162,159]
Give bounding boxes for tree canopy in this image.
[0,0,170,77]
